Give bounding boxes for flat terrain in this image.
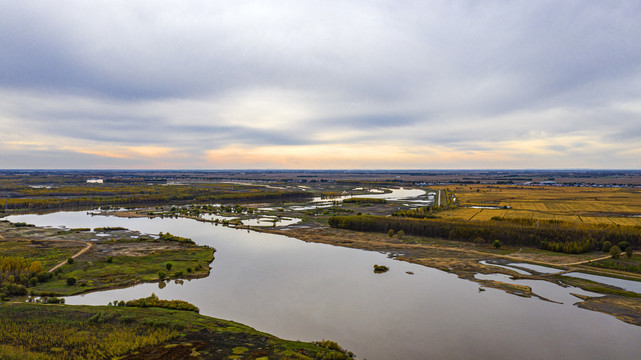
[0,221,214,297]
[265,225,641,324]
[435,184,641,226]
[0,302,352,360]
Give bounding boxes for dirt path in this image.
[48,241,93,273]
[561,254,613,266]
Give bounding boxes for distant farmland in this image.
[434,185,641,226]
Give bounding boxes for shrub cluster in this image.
[113,293,199,312]
[158,232,195,244]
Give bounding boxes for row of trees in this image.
[111,293,199,312]
[343,197,387,204]
[158,232,195,244]
[328,215,641,254]
[392,206,438,219]
[1,190,310,212]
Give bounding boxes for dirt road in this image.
[48,241,93,273]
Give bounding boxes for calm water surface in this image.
[8,211,641,360]
[563,272,641,294]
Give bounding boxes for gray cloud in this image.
[1,1,640,168]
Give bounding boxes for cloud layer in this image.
[1,1,640,169]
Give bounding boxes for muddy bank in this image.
[576,296,641,326]
[264,226,641,325]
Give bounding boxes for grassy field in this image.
[32,246,214,296]
[0,221,89,269]
[433,185,641,226]
[0,239,84,270]
[0,221,215,297]
[0,302,353,360]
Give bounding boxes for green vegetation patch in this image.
[115,293,200,312]
[1,182,311,213]
[0,240,83,270]
[158,232,195,244]
[373,264,389,273]
[0,303,354,360]
[93,226,127,232]
[343,197,387,204]
[329,215,641,255]
[587,254,641,274]
[31,247,214,296]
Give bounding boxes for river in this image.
[7,207,641,360]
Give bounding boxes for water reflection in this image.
[7,212,641,360]
[563,272,641,294]
[507,262,562,274]
[479,260,531,275]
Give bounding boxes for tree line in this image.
[328,215,641,254]
[0,191,310,212]
[343,197,387,204]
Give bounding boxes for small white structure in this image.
[86,179,104,184]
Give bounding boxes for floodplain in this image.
[1,170,641,359]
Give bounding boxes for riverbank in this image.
[0,302,353,359]
[264,225,641,325]
[0,221,214,297]
[81,206,641,326]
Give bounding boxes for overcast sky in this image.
[1,1,640,169]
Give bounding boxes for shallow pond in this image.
[474,273,600,304]
[312,187,427,203]
[563,272,641,294]
[507,262,563,274]
[479,260,532,275]
[7,211,641,360]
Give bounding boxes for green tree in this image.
[493,240,501,249]
[396,230,405,239]
[610,245,621,259]
[617,241,631,252]
[626,247,633,258]
[66,277,77,286]
[67,257,74,264]
[166,263,173,271]
[388,229,394,238]
[602,241,612,252]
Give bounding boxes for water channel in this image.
[7,207,641,359]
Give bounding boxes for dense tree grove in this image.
[0,256,50,298]
[328,215,641,254]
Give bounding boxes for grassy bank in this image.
[31,245,214,296]
[264,225,641,325]
[0,221,215,297]
[0,302,353,360]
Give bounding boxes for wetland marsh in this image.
[7,210,641,360]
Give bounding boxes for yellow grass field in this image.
[433,185,641,226]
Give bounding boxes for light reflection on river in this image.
[7,211,641,360]
[312,187,427,202]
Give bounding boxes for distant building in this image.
[87,179,103,184]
